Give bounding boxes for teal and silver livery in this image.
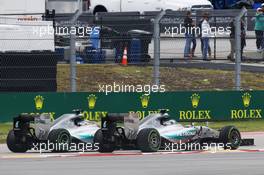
[6,110,100,153]
[49,112,100,143]
[138,111,241,148]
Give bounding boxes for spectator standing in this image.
[191,25,197,57]
[255,5,264,52]
[201,13,211,61]
[184,11,194,58]
[198,16,212,58]
[227,19,246,60]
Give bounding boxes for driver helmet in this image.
[163,119,176,126]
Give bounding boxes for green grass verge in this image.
[57,65,264,92]
[0,121,263,144]
[0,123,12,144]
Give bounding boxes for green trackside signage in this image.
[0,91,263,122]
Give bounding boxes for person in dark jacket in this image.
[227,19,246,60]
[191,25,197,57]
[184,11,194,58]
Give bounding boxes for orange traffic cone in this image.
[121,47,128,66]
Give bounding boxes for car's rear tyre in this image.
[137,128,160,152]
[219,126,241,150]
[94,129,115,153]
[6,130,28,153]
[48,129,71,152]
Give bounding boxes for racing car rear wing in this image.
[13,114,38,129]
[101,113,128,123]
[13,113,52,130]
[101,113,140,140]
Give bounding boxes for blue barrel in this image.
[86,48,106,64]
[55,48,64,61]
[76,56,84,64]
[129,38,141,62]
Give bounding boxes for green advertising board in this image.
[0,91,263,122]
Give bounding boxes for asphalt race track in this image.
[0,152,264,175]
[0,132,263,175]
[0,151,264,175]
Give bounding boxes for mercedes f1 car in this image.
[6,110,100,153]
[94,110,242,152]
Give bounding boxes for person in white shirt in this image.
[201,12,211,61]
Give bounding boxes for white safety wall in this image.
[0,16,55,52]
[0,0,45,14]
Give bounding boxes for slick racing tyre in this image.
[94,129,115,153]
[48,129,71,152]
[219,126,241,150]
[7,130,28,153]
[137,128,161,152]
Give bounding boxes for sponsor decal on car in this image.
[164,129,197,140]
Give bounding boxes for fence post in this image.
[153,10,166,86]
[214,16,216,59]
[69,2,83,92]
[70,33,77,92]
[235,7,247,91]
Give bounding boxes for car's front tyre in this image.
[137,128,161,152]
[219,126,241,150]
[48,129,71,152]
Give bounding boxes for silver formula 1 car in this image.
[94,110,242,152]
[7,110,100,153]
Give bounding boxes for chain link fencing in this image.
[0,9,264,92]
